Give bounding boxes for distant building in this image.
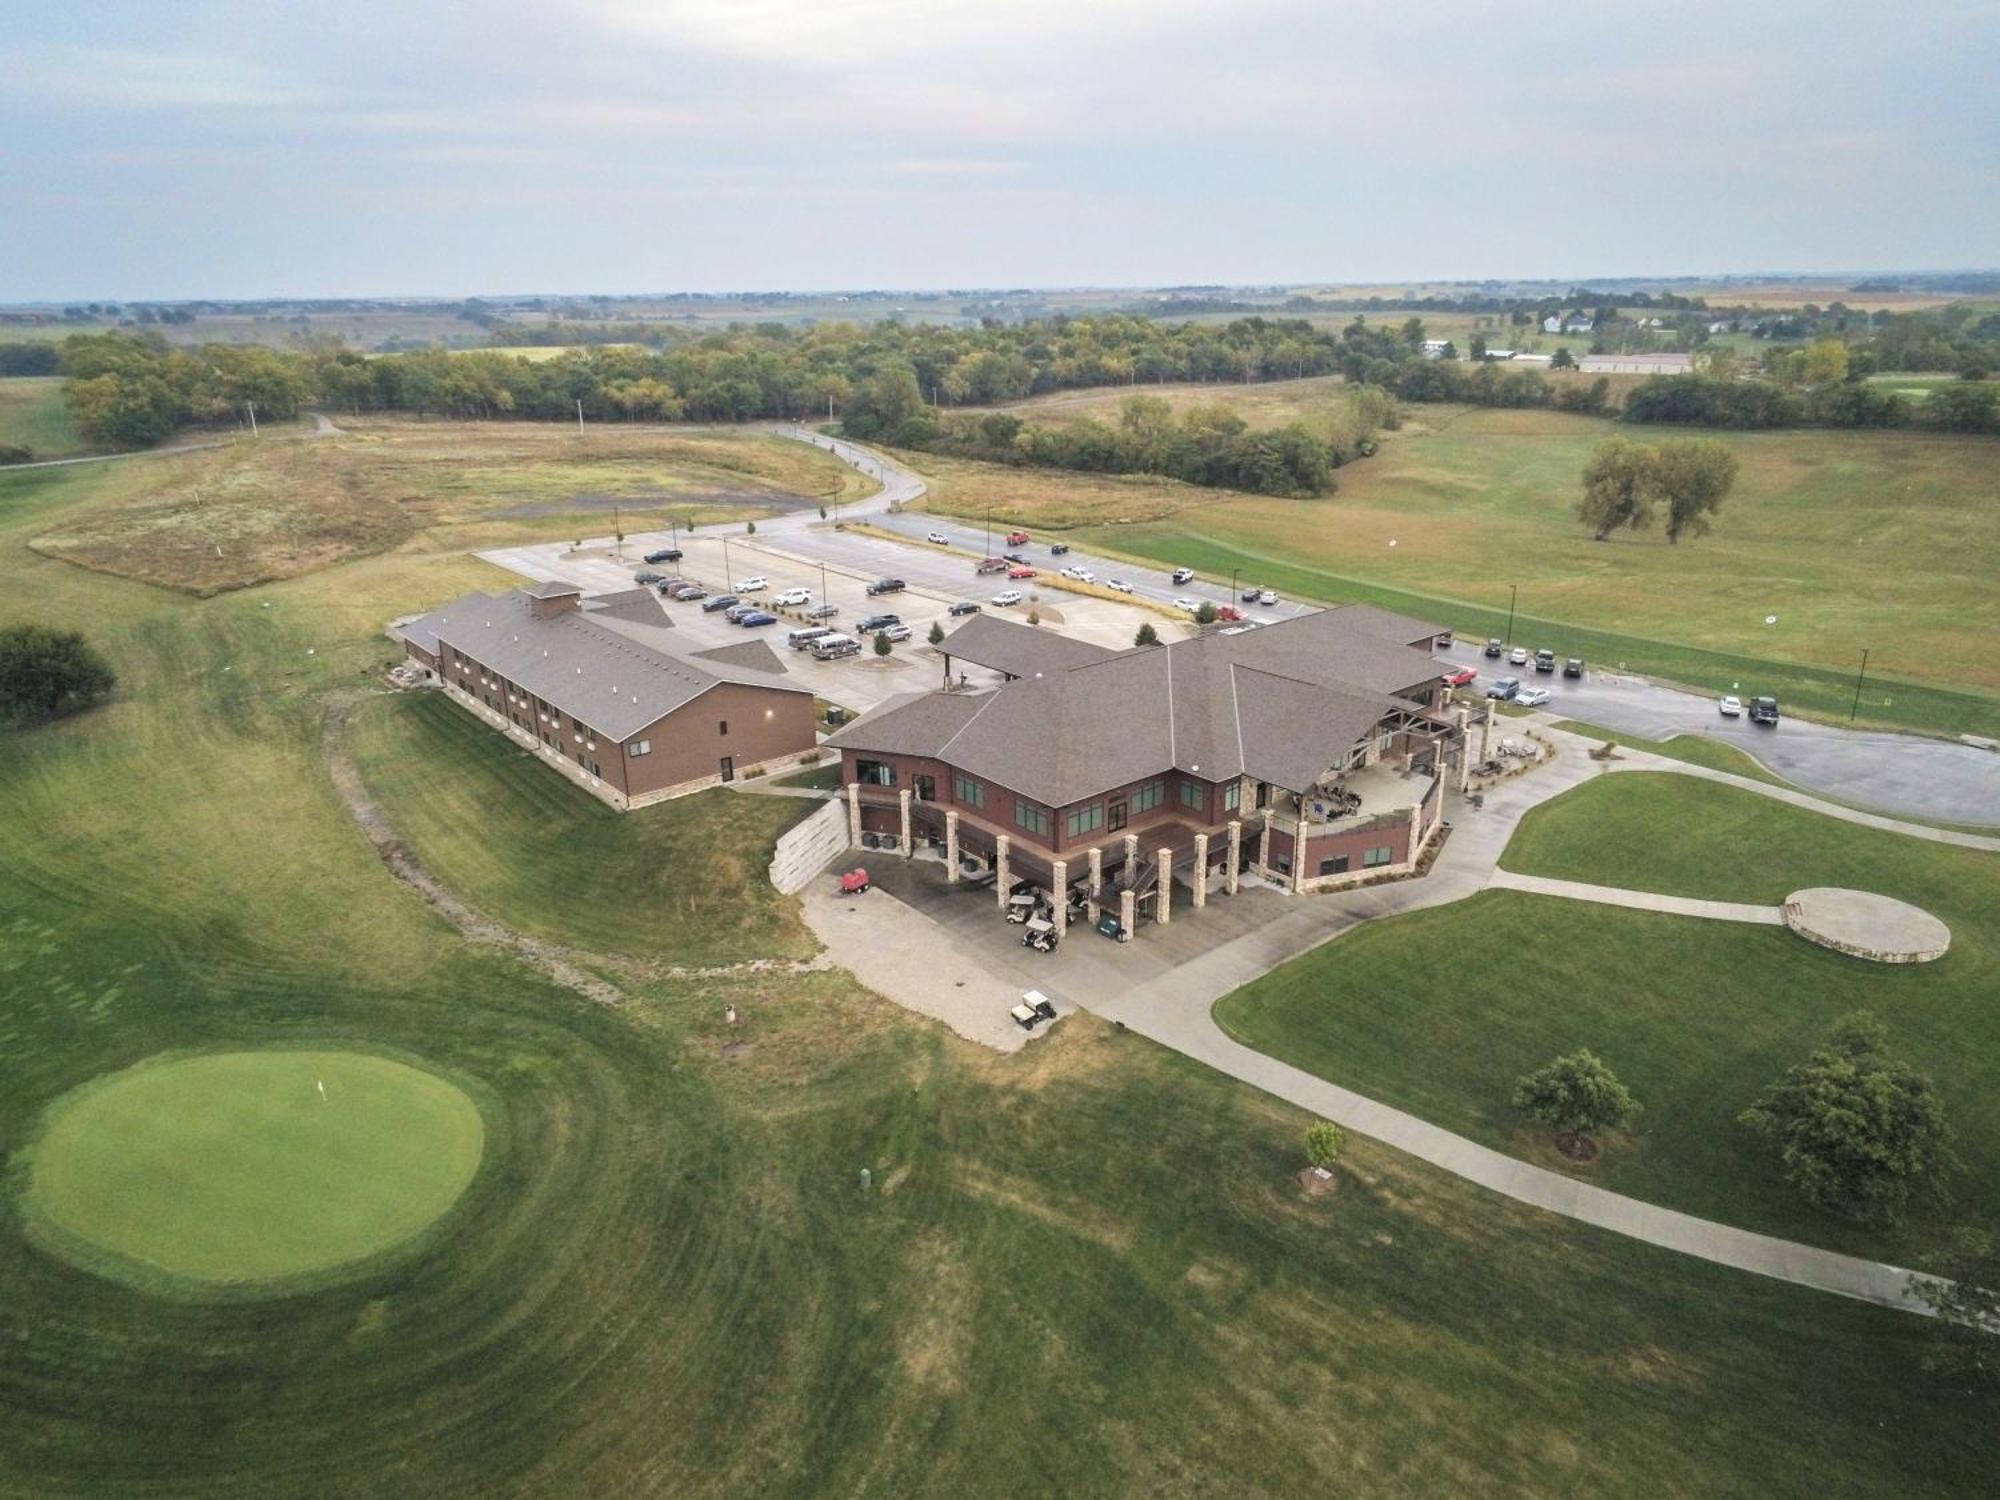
[1577,352,1694,376]
[1563,313,1596,334]
[1421,339,1452,359]
[1541,315,1562,334]
[1481,348,1516,361]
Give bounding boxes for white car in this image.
[1060,565,1096,583]
[772,587,812,607]
[992,589,1024,607]
[1104,578,1133,593]
[1256,589,1278,606]
[1514,686,1551,707]
[1172,596,1200,612]
[926,531,949,545]
[1172,567,1196,584]
[1508,647,1530,666]
[1718,695,1743,717]
[734,576,769,593]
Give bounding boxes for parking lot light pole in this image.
[722,534,732,587]
[1849,647,1870,723]
[1503,584,1518,649]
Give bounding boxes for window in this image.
[1224,781,1241,812]
[856,759,895,787]
[1179,780,1205,811]
[1318,854,1349,877]
[1065,803,1104,838]
[914,774,936,802]
[1364,846,1394,868]
[1132,778,1164,813]
[590,762,602,778]
[629,739,652,757]
[1015,801,1049,837]
[719,720,729,737]
[953,773,983,808]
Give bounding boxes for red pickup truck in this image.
[975,557,1009,574]
[1005,530,1030,546]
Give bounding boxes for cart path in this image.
[1486,869,1784,923]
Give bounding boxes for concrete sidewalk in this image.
[1488,870,1784,924]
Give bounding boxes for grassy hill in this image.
[0,376,87,458]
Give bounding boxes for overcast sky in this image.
[3,0,1995,301]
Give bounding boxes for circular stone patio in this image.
[1782,888,1951,964]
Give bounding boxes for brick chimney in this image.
[526,580,583,619]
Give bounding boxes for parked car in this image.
[864,577,906,597]
[880,623,912,643]
[1171,596,1200,612]
[787,627,832,650]
[772,587,812,607]
[805,603,839,621]
[1748,696,1781,726]
[810,634,861,660]
[643,548,682,564]
[1005,529,1030,546]
[1256,589,1278,606]
[1483,638,1505,658]
[1003,551,1028,565]
[855,613,901,634]
[1242,586,1263,601]
[701,594,739,613]
[1563,657,1584,679]
[738,611,778,628]
[926,531,949,544]
[1514,686,1551,707]
[724,602,758,622]
[665,582,705,600]
[1059,565,1095,582]
[992,589,1024,607]
[1008,565,1037,579]
[734,576,769,593]
[1486,676,1522,700]
[634,570,665,586]
[1105,578,1134,593]
[975,557,1009,574]
[1508,647,1529,666]
[947,601,981,616]
[1532,649,1556,674]
[1444,666,1479,687]
[1216,605,1245,622]
[1171,567,1196,584]
[1717,694,1743,717]
[1050,543,1070,556]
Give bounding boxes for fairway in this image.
[20,1050,485,1290]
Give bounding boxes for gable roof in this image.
[407,584,808,742]
[938,613,1117,679]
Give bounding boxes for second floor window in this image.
[1015,801,1049,837]
[1179,781,1205,811]
[1065,803,1104,838]
[953,773,983,808]
[1132,778,1164,812]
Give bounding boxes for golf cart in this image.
[838,867,870,895]
[1021,915,1059,953]
[1010,991,1058,1030]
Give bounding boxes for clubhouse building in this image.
[399,580,817,809]
[827,606,1465,937]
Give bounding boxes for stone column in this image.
[945,809,960,884]
[1226,820,1242,895]
[1292,831,1307,893]
[1479,705,1493,767]
[1156,847,1173,925]
[1123,832,1139,879]
[1086,846,1102,923]
[1051,859,1068,942]
[846,782,862,847]
[994,835,1011,912]
[1456,705,1473,792]
[1257,820,1272,876]
[898,787,912,856]
[1192,834,1209,909]
[1408,802,1423,865]
[1120,887,1135,939]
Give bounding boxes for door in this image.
[1107,800,1127,832]
[719,756,735,783]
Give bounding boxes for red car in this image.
[975,557,1009,574]
[1008,565,1037,579]
[1216,606,1245,622]
[839,867,870,895]
[1005,530,1031,546]
[1444,666,1479,687]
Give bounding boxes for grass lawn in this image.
[345,692,819,967]
[2,437,1997,1493]
[0,377,87,458]
[1550,719,1790,787]
[1218,771,2000,1264]
[20,1049,484,1291]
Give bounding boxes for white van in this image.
[810,633,861,660]
[787,626,832,651]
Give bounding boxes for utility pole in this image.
[1849,647,1870,723]
[985,507,992,558]
[1230,567,1240,601]
[819,557,828,604]
[576,399,585,435]
[722,534,732,588]
[245,400,257,437]
[827,393,834,422]
[1503,584,1518,649]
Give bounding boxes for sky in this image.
[3,0,1996,301]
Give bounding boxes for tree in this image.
[927,620,945,646]
[1800,338,1850,386]
[1194,600,1219,625]
[1550,346,1576,370]
[1905,1229,2000,1387]
[0,625,116,724]
[1740,1012,1955,1224]
[1469,334,1488,361]
[1134,622,1160,647]
[1304,1120,1346,1169]
[1576,438,1660,540]
[1512,1050,1637,1155]
[1653,438,1737,544]
[872,630,891,657]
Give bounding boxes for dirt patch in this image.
[491,486,816,520]
[1297,1166,1340,1196]
[1554,1132,1601,1165]
[959,1168,1135,1253]
[897,1232,974,1394]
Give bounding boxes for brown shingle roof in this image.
[937,613,1117,679]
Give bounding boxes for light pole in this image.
[1230,567,1240,601]
[1503,584,1518,649]
[576,399,585,435]
[245,400,257,437]
[722,534,733,588]
[1849,647,1870,723]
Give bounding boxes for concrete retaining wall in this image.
[769,799,851,894]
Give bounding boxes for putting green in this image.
[18,1049,485,1291]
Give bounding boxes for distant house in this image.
[1511,353,1554,365]
[1421,339,1452,359]
[1706,320,1734,334]
[1563,313,1595,334]
[1576,352,1694,376]
[1481,348,1516,361]
[1541,315,1562,334]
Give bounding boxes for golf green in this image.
[18,1049,485,1291]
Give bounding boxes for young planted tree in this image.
[927,621,945,647]
[872,630,892,657]
[1304,1120,1346,1170]
[1512,1050,1637,1158]
[1134,622,1160,647]
[1576,438,1659,541]
[1654,438,1737,544]
[1740,1011,1955,1224]
[0,625,116,725]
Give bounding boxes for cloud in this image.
[5,46,307,110]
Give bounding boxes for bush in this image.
[872,631,891,657]
[0,625,116,724]
[1304,1120,1346,1169]
[1134,622,1160,647]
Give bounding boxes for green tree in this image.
[1550,347,1576,370]
[927,620,945,646]
[1304,1120,1346,1169]
[1576,438,1660,541]
[872,630,891,657]
[0,625,116,724]
[1469,334,1488,361]
[1653,438,1737,544]
[1194,600,1219,625]
[1740,1012,1955,1224]
[1800,338,1850,386]
[1512,1050,1637,1154]
[1134,622,1160,647]
[1905,1229,2000,1387]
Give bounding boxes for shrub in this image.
[1304,1121,1346,1169]
[0,625,116,725]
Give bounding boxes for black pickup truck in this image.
[1748,696,1781,726]
[865,577,907,597]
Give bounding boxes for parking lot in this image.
[479,527,1195,716]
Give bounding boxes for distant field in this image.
[24,419,868,595]
[0,376,86,457]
